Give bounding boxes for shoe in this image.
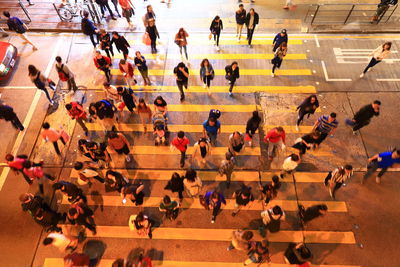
[111,17,117,20]
[49,100,54,106]
[271,73,275,77]
[126,155,131,162]
[231,212,237,217]
[352,131,357,135]
[329,188,334,199]
[283,5,289,9]
[180,96,185,102]
[84,131,89,136]
[227,246,232,251]
[203,83,207,88]
[216,46,220,51]
[248,45,252,48]
[180,164,184,168]
[32,46,38,51]
[368,68,372,72]
[248,141,252,147]
[360,73,364,78]
[376,176,381,184]
[295,125,299,132]
[280,174,284,179]
[229,92,233,97]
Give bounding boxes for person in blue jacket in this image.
[272,29,288,52]
[204,190,226,223]
[81,11,99,48]
[362,149,400,184]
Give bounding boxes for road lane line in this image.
[321,61,352,82]
[109,69,313,76]
[376,78,400,81]
[0,38,63,191]
[314,34,320,48]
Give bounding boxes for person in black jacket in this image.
[173,62,189,101]
[164,172,185,201]
[67,203,97,235]
[105,170,129,193]
[134,51,151,85]
[346,100,380,134]
[53,180,87,204]
[210,16,223,51]
[95,0,117,20]
[99,29,114,58]
[245,111,261,146]
[371,0,397,23]
[296,94,319,131]
[272,29,288,52]
[0,104,24,131]
[284,242,312,265]
[235,4,246,41]
[81,11,98,48]
[225,61,240,96]
[245,8,259,47]
[112,32,130,60]
[146,20,160,53]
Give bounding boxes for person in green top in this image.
[159,195,179,221]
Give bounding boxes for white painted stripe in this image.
[0,86,36,89]
[376,78,400,81]
[0,38,63,191]
[314,34,320,48]
[321,61,352,82]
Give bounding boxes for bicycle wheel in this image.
[58,8,74,21]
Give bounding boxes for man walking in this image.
[81,11,98,48]
[65,102,88,135]
[203,117,221,146]
[0,104,24,131]
[272,29,288,52]
[312,112,339,145]
[362,149,400,184]
[4,11,38,50]
[41,122,67,156]
[263,126,286,160]
[245,8,259,48]
[346,100,380,134]
[173,62,189,101]
[171,131,190,168]
[55,56,78,93]
[235,4,246,41]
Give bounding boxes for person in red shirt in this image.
[93,50,111,82]
[64,252,90,267]
[264,126,286,160]
[119,59,136,87]
[5,153,31,183]
[171,131,190,168]
[23,160,55,193]
[65,102,88,135]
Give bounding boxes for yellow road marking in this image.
[127,146,260,156]
[67,169,328,183]
[128,39,303,46]
[148,104,259,112]
[43,258,361,267]
[109,68,312,76]
[115,53,307,60]
[60,225,356,243]
[62,195,347,212]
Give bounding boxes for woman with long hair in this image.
[175,28,189,60]
[200,58,215,94]
[28,65,55,105]
[296,94,319,131]
[360,41,392,77]
[136,98,152,133]
[271,42,287,77]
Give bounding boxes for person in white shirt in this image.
[259,205,286,237]
[324,165,353,199]
[280,153,300,179]
[360,42,391,78]
[42,233,78,252]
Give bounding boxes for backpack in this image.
[33,72,46,89]
[209,109,221,119]
[56,64,69,81]
[9,18,26,34]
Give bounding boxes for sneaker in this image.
[360,73,364,78]
[352,131,357,135]
[126,155,131,162]
[229,92,233,97]
[211,219,215,224]
[49,100,54,106]
[283,5,289,9]
[231,212,237,217]
[248,141,252,147]
[375,176,381,184]
[329,188,334,199]
[295,125,299,132]
[271,73,275,77]
[111,17,117,20]
[368,68,372,72]
[248,45,252,48]
[216,46,220,51]
[203,83,207,88]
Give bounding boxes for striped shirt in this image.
[317,115,338,134]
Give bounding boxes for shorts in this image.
[115,144,130,155]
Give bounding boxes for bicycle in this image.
[57,0,90,21]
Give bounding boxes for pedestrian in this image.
[53,180,86,204]
[284,243,313,265]
[259,205,285,237]
[22,160,55,193]
[264,127,286,160]
[74,161,105,185]
[3,11,38,50]
[110,0,122,17]
[103,82,120,104]
[89,99,117,130]
[112,31,130,60]
[65,102,88,135]
[121,181,145,206]
[192,138,211,168]
[165,172,185,201]
[259,175,281,204]
[63,253,90,267]
[5,154,29,182]
[86,141,111,166]
[146,19,159,53]
[243,240,270,266]
[105,170,129,192]
[228,131,245,156]
[324,165,353,199]
[175,28,189,60]
[81,11,98,48]
[312,112,339,145]
[271,42,287,77]
[245,8,259,47]
[67,202,97,235]
[235,4,246,41]
[360,42,392,77]
[202,116,221,146]
[118,60,136,87]
[55,56,78,93]
[142,5,156,27]
[283,0,296,9]
[95,0,117,20]
[159,195,179,220]
[219,152,235,188]
[292,131,320,156]
[204,189,226,223]
[136,98,152,133]
[117,86,137,113]
[200,58,215,94]
[0,104,24,131]
[225,61,240,96]
[42,233,78,252]
[183,168,202,197]
[93,51,112,82]
[99,29,114,59]
[209,16,223,51]
[173,62,189,101]
[362,149,400,184]
[299,204,328,224]
[280,153,300,179]
[296,94,319,131]
[245,111,261,147]
[134,51,151,85]
[171,131,190,168]
[371,0,396,23]
[19,193,50,218]
[153,96,168,119]
[119,0,135,28]
[232,184,254,216]
[272,29,288,52]
[41,122,68,156]
[107,131,132,162]
[28,65,55,105]
[130,211,153,239]
[227,230,253,251]
[346,100,380,135]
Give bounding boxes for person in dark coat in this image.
[111,31,130,60]
[235,4,246,41]
[99,29,114,59]
[225,61,240,96]
[146,20,160,53]
[296,94,319,131]
[19,193,50,216]
[117,86,137,113]
[245,8,259,47]
[165,172,185,201]
[346,100,380,134]
[272,29,288,52]
[292,131,320,156]
[299,204,328,224]
[0,104,24,131]
[95,0,117,20]
[245,111,261,146]
[209,16,223,51]
[81,11,98,48]
[105,170,129,193]
[271,42,287,77]
[53,181,86,204]
[284,242,312,265]
[173,62,189,101]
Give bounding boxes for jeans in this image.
[89,33,99,48]
[212,203,221,220]
[228,79,236,92]
[316,132,328,145]
[363,58,381,73]
[104,47,114,59]
[150,38,157,52]
[110,0,121,16]
[67,77,78,92]
[207,131,217,146]
[99,3,115,17]
[247,28,255,45]
[38,87,53,103]
[297,110,312,126]
[363,160,388,180]
[203,75,212,88]
[139,69,151,85]
[353,120,370,131]
[177,80,188,99]
[179,45,188,59]
[53,137,66,155]
[180,151,186,167]
[213,32,221,46]
[76,118,88,132]
[266,141,281,158]
[101,67,111,82]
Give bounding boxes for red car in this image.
[0,41,18,80]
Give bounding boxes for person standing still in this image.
[271,42,287,77]
[175,28,189,61]
[225,62,240,96]
[0,104,24,131]
[296,94,319,131]
[346,100,380,135]
[362,149,400,184]
[245,8,259,48]
[272,29,288,52]
[360,42,391,78]
[173,62,189,101]
[200,58,215,94]
[171,131,190,168]
[209,16,223,51]
[41,122,67,156]
[134,51,151,85]
[4,11,38,50]
[312,112,339,146]
[28,65,55,105]
[235,4,246,41]
[55,56,78,93]
[81,11,98,48]
[203,117,221,146]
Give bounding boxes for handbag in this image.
[208,33,212,40]
[142,32,151,46]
